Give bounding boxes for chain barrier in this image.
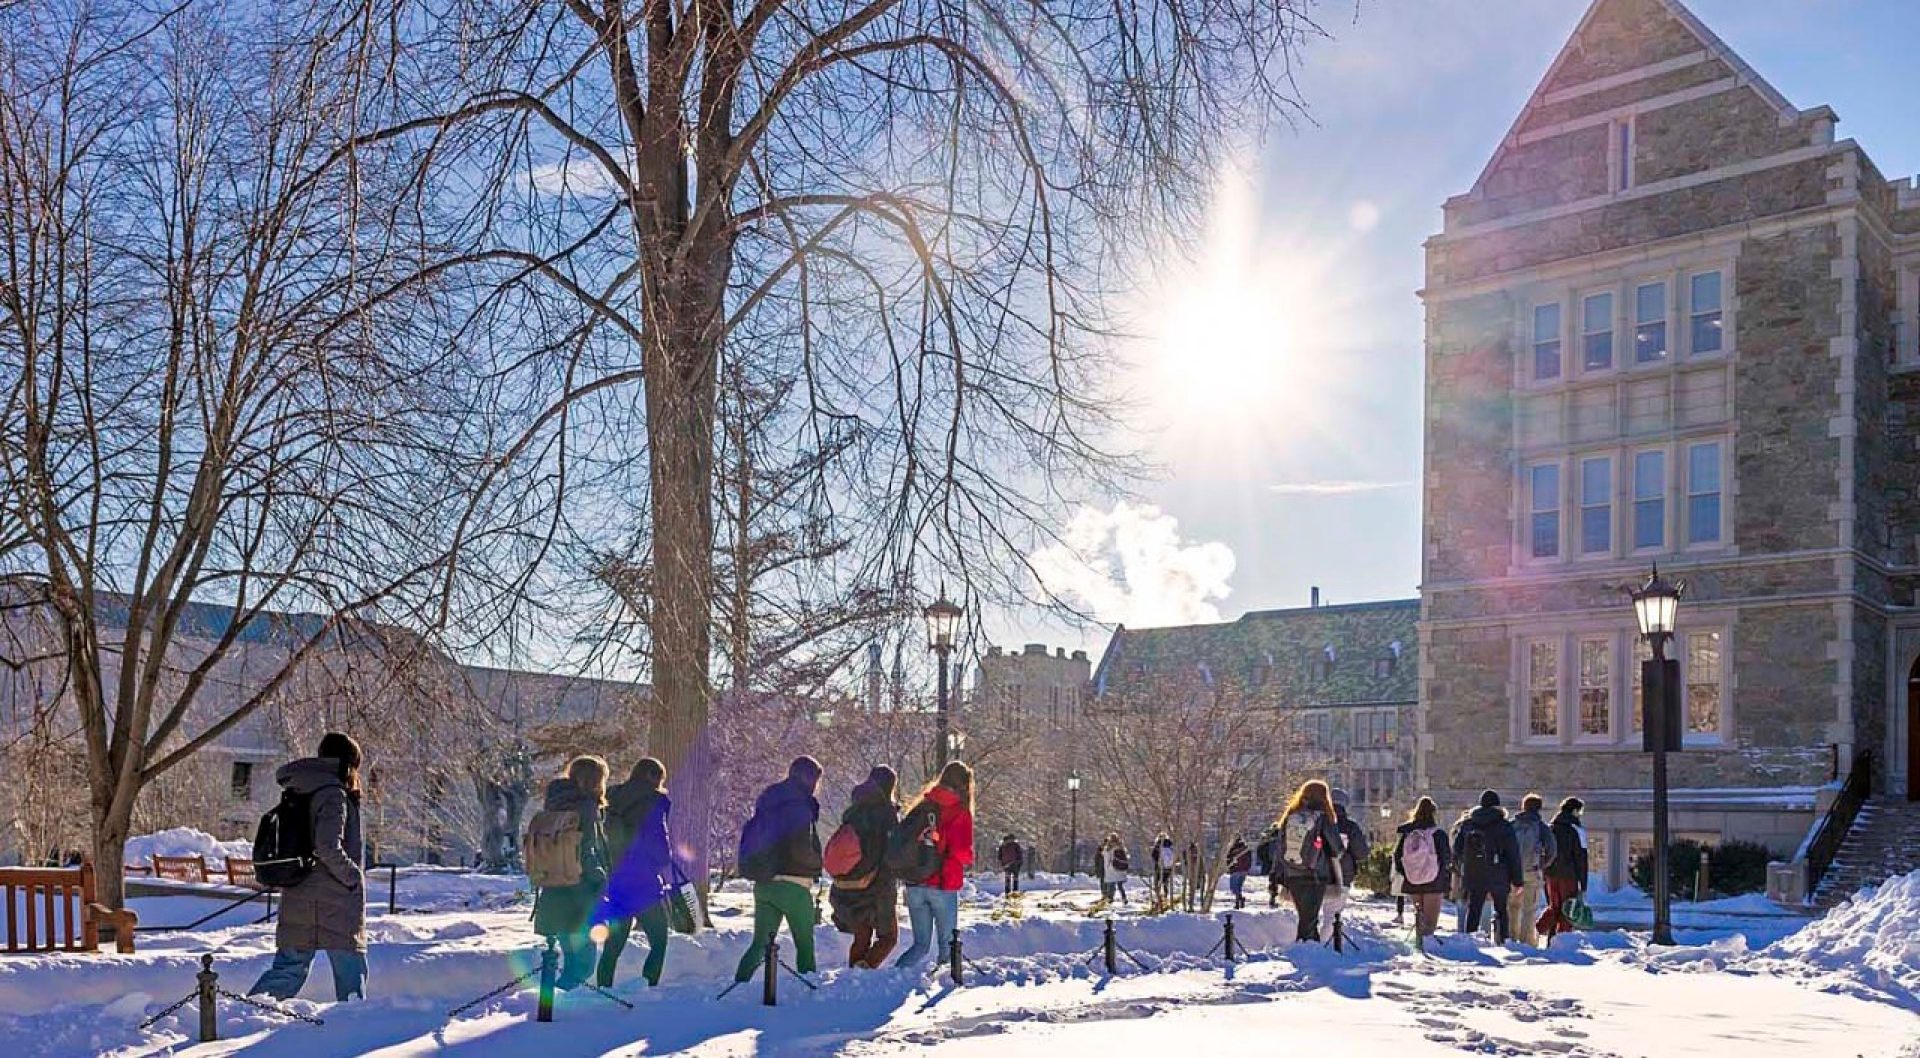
[447,965,543,1019]
[217,988,327,1025]
[135,991,198,1032]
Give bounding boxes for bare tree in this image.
[330,0,1327,876]
[0,2,524,904]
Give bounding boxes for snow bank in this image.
[124,828,253,868]
[1755,868,1920,1011]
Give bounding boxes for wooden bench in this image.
[1,859,137,954]
[219,858,258,889]
[150,855,211,884]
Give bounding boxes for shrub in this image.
[1628,838,1772,897]
[1354,843,1395,894]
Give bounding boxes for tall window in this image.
[1690,271,1724,355]
[1616,119,1634,192]
[1534,303,1563,381]
[1530,463,1561,559]
[1686,442,1723,544]
[1685,631,1723,736]
[1579,638,1612,737]
[1629,635,1653,734]
[1634,281,1668,363]
[1632,451,1665,549]
[1583,292,1614,370]
[230,761,255,801]
[1528,640,1560,738]
[1580,457,1612,555]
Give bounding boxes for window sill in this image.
[1503,740,1738,755]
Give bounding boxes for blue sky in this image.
[1007,0,1920,659]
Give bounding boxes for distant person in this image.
[893,761,976,969]
[997,834,1025,895]
[733,757,826,984]
[1508,793,1555,946]
[1538,798,1591,942]
[1182,841,1202,911]
[1097,834,1130,905]
[1150,833,1176,906]
[1453,790,1521,943]
[594,757,677,988]
[249,732,368,1002]
[1226,836,1253,910]
[527,755,611,990]
[828,766,902,969]
[1024,842,1037,880]
[1274,780,1347,943]
[1254,824,1281,907]
[1324,789,1371,940]
[1449,806,1473,932]
[1392,797,1453,944]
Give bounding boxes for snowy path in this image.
[1,873,1914,1057]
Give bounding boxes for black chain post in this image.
[949,936,964,985]
[197,954,218,1043]
[537,937,557,1023]
[762,936,779,1007]
[1103,919,1118,975]
[1223,913,1238,964]
[1332,913,1345,953]
[388,865,399,915]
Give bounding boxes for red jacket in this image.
[924,785,975,891]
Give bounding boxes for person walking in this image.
[1150,833,1176,908]
[594,757,676,988]
[1507,793,1555,946]
[249,733,369,1002]
[1274,780,1347,943]
[1537,797,1591,942]
[1453,790,1521,943]
[1391,797,1454,945]
[1099,834,1130,905]
[1323,789,1372,941]
[528,755,611,990]
[1449,806,1473,933]
[1024,842,1036,881]
[1254,824,1281,908]
[893,761,976,969]
[733,757,826,983]
[829,766,902,969]
[997,834,1024,895]
[1225,836,1253,910]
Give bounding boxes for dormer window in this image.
[1373,657,1395,679]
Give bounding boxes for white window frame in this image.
[1527,461,1563,561]
[1576,635,1615,742]
[1688,270,1726,358]
[1631,447,1667,553]
[1578,455,1613,557]
[1633,279,1669,364]
[1523,637,1562,744]
[1581,290,1616,373]
[1684,440,1725,548]
[1532,301,1565,383]
[1681,627,1730,745]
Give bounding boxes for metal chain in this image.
[447,967,542,1019]
[216,988,327,1026]
[136,991,199,1032]
[779,960,820,990]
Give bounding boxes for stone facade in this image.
[1420,0,1920,888]
[975,643,1091,732]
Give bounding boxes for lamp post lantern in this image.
[1629,564,1684,946]
[924,591,964,765]
[1067,772,1082,876]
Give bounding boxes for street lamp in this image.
[924,591,964,765]
[1628,564,1684,946]
[1067,772,1082,876]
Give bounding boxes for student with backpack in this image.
[594,757,678,988]
[1226,836,1253,910]
[1097,834,1130,904]
[248,733,368,1002]
[1391,796,1453,942]
[997,834,1024,895]
[1323,789,1371,941]
[733,757,826,983]
[892,761,976,969]
[827,766,902,969]
[527,755,611,990]
[1507,792,1555,946]
[1452,789,1522,943]
[1274,780,1347,943]
[1537,797,1592,942]
[1254,824,1281,907]
[1149,833,1176,907]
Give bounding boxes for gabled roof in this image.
[1465,0,1799,200]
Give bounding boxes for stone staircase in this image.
[1813,799,1920,909]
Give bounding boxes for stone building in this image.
[1419,0,1920,893]
[975,643,1092,732]
[1094,595,1419,829]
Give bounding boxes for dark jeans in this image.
[1286,881,1326,942]
[1102,880,1128,903]
[1004,869,1020,894]
[1463,883,1512,942]
[595,903,669,987]
[553,930,597,989]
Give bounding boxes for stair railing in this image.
[1805,750,1872,896]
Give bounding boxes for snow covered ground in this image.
[1,870,1915,1057]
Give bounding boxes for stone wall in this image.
[1541,0,1702,92]
[1421,291,1517,585]
[1461,125,1611,226]
[1519,60,1729,134]
[1634,86,1811,185]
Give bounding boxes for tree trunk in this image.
[90,789,137,911]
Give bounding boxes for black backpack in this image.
[1460,824,1495,876]
[252,788,317,889]
[884,801,944,883]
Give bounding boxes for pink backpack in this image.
[1402,826,1441,886]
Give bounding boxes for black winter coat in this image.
[1390,821,1453,895]
[1275,808,1347,888]
[1546,811,1590,885]
[1451,805,1522,890]
[829,780,900,933]
[532,778,608,936]
[1227,838,1253,874]
[1333,808,1371,886]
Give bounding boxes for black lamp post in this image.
[923,591,963,765]
[1629,564,1684,947]
[1067,772,1082,876]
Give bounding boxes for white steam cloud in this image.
[1030,502,1235,627]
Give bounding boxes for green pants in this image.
[734,880,816,982]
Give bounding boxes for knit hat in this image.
[1330,788,1352,808]
[1479,789,1501,808]
[866,765,897,795]
[1560,796,1585,814]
